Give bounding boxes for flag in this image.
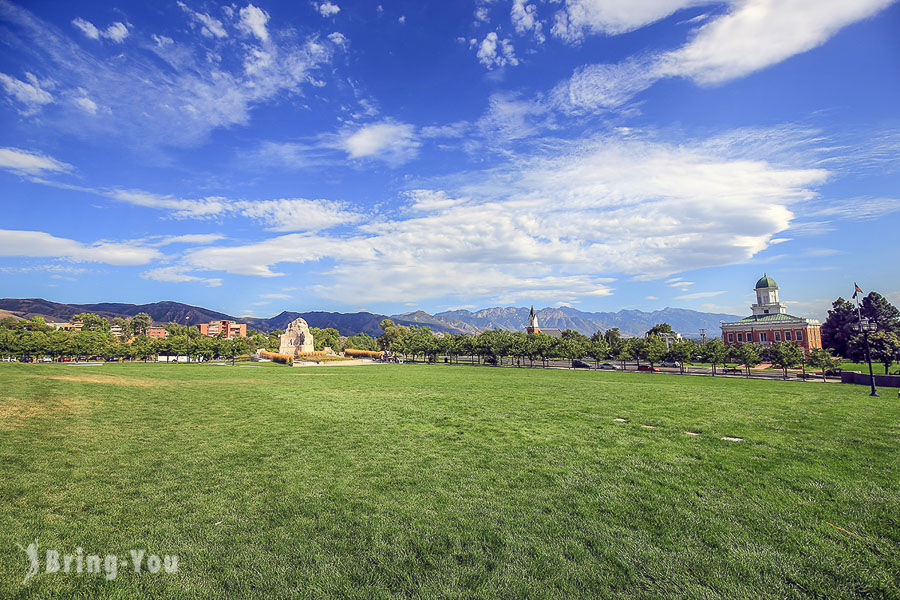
[852,283,863,299]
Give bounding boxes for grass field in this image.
[1,363,897,599]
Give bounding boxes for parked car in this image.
[597,363,621,370]
[482,356,498,365]
[39,357,53,363]
[2,357,17,362]
[572,359,591,369]
[21,356,34,363]
[824,369,842,376]
[660,360,680,368]
[722,367,742,374]
[637,364,659,372]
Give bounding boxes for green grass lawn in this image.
[1,363,897,599]
[838,361,898,375]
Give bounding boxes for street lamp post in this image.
[855,316,879,397]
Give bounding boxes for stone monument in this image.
[278,317,315,355]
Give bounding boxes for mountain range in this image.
[0,298,740,338]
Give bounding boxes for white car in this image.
[2,357,17,362]
[39,357,53,363]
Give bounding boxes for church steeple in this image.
[526,306,541,334]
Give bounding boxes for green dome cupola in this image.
[755,274,778,289]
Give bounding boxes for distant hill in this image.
[0,298,740,338]
[0,299,459,336]
[417,306,741,338]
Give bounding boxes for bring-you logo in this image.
[15,539,178,584]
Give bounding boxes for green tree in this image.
[849,331,900,374]
[532,333,554,368]
[509,331,529,367]
[806,348,840,382]
[767,341,804,379]
[586,337,610,367]
[111,317,131,339]
[701,339,728,375]
[553,336,585,367]
[639,336,667,368]
[646,323,673,337]
[378,319,409,353]
[345,332,378,351]
[0,316,23,330]
[72,312,110,332]
[26,316,53,332]
[311,327,341,352]
[821,297,858,357]
[732,343,761,377]
[131,312,152,336]
[667,340,695,374]
[861,292,900,334]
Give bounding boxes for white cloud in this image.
[233,198,363,231]
[4,3,334,147]
[398,15,406,24]
[72,18,129,42]
[476,32,519,69]
[341,121,420,165]
[103,22,129,43]
[316,2,341,17]
[72,17,100,39]
[551,0,706,41]
[658,0,896,85]
[141,266,222,287]
[107,189,230,218]
[549,0,896,110]
[153,234,226,246]
[74,95,98,114]
[327,32,348,46]
[0,147,72,175]
[0,72,53,115]
[675,290,726,300]
[177,2,228,38]
[511,0,545,43]
[238,4,270,42]
[259,293,291,299]
[0,229,161,265]
[645,295,659,300]
[178,129,829,304]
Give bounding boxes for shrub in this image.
[344,348,384,359]
[260,350,294,365]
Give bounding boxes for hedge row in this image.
[259,350,294,365]
[344,348,385,359]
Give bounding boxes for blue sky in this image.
[1,0,898,319]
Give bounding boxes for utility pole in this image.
[699,329,707,344]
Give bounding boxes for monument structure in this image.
[278,317,315,355]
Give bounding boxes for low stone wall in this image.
[841,370,900,388]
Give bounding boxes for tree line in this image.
[2,290,897,376]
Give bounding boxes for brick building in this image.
[196,320,247,339]
[721,275,821,351]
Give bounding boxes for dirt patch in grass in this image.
[44,374,161,388]
[0,396,89,426]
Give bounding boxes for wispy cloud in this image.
[0,229,161,265]
[0,1,337,147]
[546,0,896,111]
[0,147,72,175]
[675,290,726,300]
[140,266,222,287]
